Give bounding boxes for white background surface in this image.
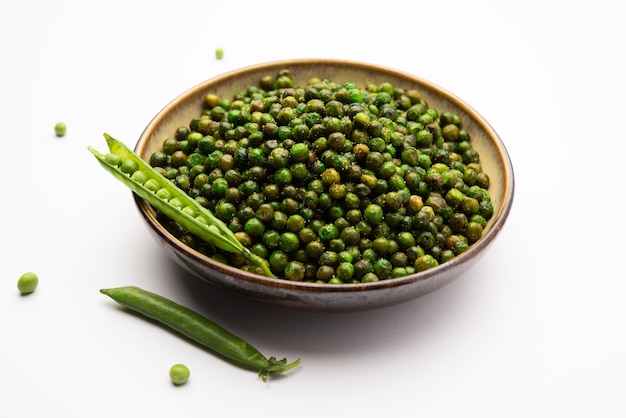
[2,1,625,416]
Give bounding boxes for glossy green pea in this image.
[169,364,190,385]
[101,286,300,382]
[364,204,384,225]
[104,152,122,167]
[131,170,148,184]
[54,122,67,137]
[318,224,338,241]
[17,272,38,294]
[120,159,139,174]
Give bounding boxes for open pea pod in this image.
[88,133,274,278]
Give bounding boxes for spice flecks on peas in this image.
[143,70,493,282]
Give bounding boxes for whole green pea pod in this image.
[88,133,274,277]
[100,286,300,382]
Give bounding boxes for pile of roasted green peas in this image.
[149,70,493,283]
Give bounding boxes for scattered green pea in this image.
[17,272,39,294]
[54,122,67,137]
[215,48,224,59]
[169,363,190,385]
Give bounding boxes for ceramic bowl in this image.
[133,59,514,312]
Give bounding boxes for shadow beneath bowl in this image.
[163,259,471,359]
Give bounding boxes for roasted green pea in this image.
[255,203,274,223]
[286,214,305,232]
[414,254,439,272]
[318,224,339,241]
[318,250,338,266]
[480,200,494,218]
[329,183,347,200]
[269,250,289,272]
[244,218,266,238]
[305,240,325,260]
[449,213,468,233]
[270,211,288,231]
[316,265,335,282]
[297,227,315,244]
[321,168,341,185]
[262,230,280,248]
[371,237,390,255]
[476,172,490,189]
[353,259,373,279]
[336,262,355,280]
[338,251,354,263]
[373,258,393,279]
[466,221,483,243]
[279,232,300,252]
[284,261,305,281]
[364,204,384,225]
[390,252,408,267]
[328,238,345,252]
[445,188,465,207]
[453,240,470,254]
[361,272,379,283]
[275,168,293,185]
[251,242,269,259]
[215,202,236,222]
[461,197,480,215]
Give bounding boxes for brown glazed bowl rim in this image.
[133,58,514,306]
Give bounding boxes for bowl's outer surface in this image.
[134,59,514,312]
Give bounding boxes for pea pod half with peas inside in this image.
[100,286,300,381]
[88,133,274,278]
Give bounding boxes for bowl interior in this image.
[133,59,514,311]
